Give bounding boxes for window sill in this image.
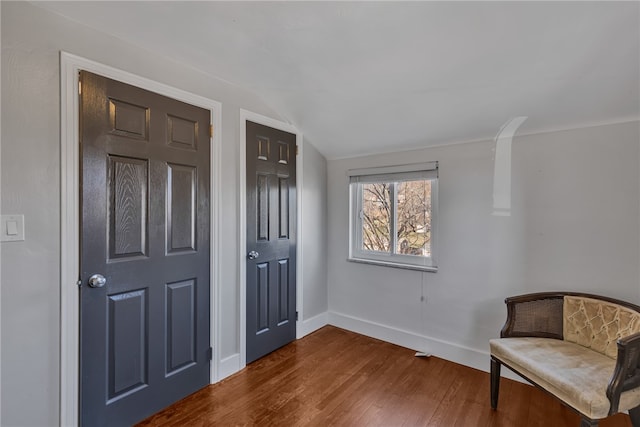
[347,256,438,273]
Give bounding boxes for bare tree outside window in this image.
[361,180,432,257]
[397,180,431,256]
[362,183,391,252]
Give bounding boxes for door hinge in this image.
[209,124,213,138]
[77,278,82,288]
[78,80,82,95]
[295,311,299,321]
[207,347,213,361]
[295,145,299,156]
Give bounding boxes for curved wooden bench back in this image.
[501,292,640,342]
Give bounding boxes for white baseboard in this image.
[327,311,524,383]
[216,312,523,385]
[218,353,241,382]
[297,311,329,339]
[216,312,329,383]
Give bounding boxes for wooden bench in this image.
[490,292,640,427]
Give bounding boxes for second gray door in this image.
[246,120,297,364]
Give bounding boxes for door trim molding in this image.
[60,52,222,427]
[239,109,303,369]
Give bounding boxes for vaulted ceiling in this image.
[35,1,639,159]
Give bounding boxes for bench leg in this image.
[629,405,640,427]
[579,417,598,427]
[490,357,500,410]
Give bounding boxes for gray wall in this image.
[327,121,640,369]
[0,2,328,425]
[302,141,329,321]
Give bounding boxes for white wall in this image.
[327,120,640,371]
[0,2,328,425]
[300,141,329,333]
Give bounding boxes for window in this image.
[348,162,438,271]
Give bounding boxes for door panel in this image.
[246,121,296,364]
[108,155,148,259]
[257,174,270,241]
[277,259,290,324]
[107,289,148,402]
[167,163,196,253]
[80,71,211,426]
[278,178,289,238]
[256,263,270,333]
[166,279,197,374]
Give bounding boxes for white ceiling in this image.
[36,1,639,159]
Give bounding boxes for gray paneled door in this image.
[246,121,297,364]
[80,71,211,426]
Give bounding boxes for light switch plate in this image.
[1,215,25,242]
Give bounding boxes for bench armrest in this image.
[607,332,640,414]
[500,293,564,339]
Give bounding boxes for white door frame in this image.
[59,52,222,427]
[239,109,304,369]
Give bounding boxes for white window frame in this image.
[348,162,438,272]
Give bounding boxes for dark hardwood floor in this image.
[138,326,632,426]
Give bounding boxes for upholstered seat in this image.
[491,337,640,419]
[490,292,640,427]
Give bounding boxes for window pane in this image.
[396,180,431,257]
[361,183,391,252]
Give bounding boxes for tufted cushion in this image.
[563,296,640,359]
[490,337,640,419]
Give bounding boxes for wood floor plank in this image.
[137,326,633,427]
[487,380,531,427]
